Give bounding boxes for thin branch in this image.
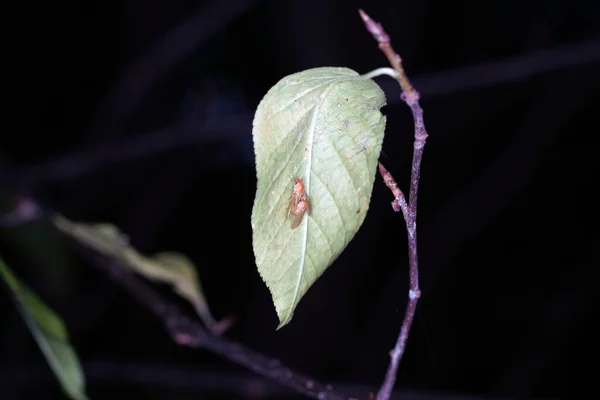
[3,363,516,400]
[83,0,260,143]
[45,220,357,400]
[394,38,600,101]
[359,9,426,400]
[14,113,253,190]
[0,193,362,398]
[377,163,408,218]
[416,70,587,301]
[9,39,598,191]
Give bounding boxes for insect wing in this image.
[305,194,312,216]
[290,200,309,229]
[290,212,303,229]
[286,196,294,219]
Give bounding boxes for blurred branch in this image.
[387,38,600,99]
[48,220,356,400]
[83,0,261,143]
[14,114,252,190]
[0,195,357,398]
[360,10,426,400]
[1,363,522,400]
[10,38,599,190]
[418,67,591,297]
[362,67,592,384]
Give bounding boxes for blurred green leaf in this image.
[251,67,386,328]
[52,215,220,332]
[0,257,89,400]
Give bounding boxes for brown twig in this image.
[377,163,408,218]
[360,9,427,400]
[0,195,358,400]
[52,224,357,400]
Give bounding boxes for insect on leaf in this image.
[251,67,387,328]
[0,257,89,400]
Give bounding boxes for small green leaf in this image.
[0,257,89,400]
[251,67,387,328]
[52,215,220,332]
[123,250,220,331]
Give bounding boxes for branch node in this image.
[400,90,420,105]
[408,289,421,300]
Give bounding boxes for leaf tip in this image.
[275,304,295,330]
[275,316,292,330]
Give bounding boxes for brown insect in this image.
[287,177,311,229]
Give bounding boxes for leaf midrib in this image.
[283,81,339,326]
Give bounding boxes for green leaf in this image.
[51,215,220,332]
[0,257,89,400]
[251,67,387,328]
[124,251,221,332]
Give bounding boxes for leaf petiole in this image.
[361,67,399,80]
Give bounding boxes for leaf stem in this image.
[360,9,428,400]
[361,67,399,80]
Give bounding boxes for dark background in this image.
[1,0,599,399]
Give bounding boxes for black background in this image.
[1,0,599,399]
